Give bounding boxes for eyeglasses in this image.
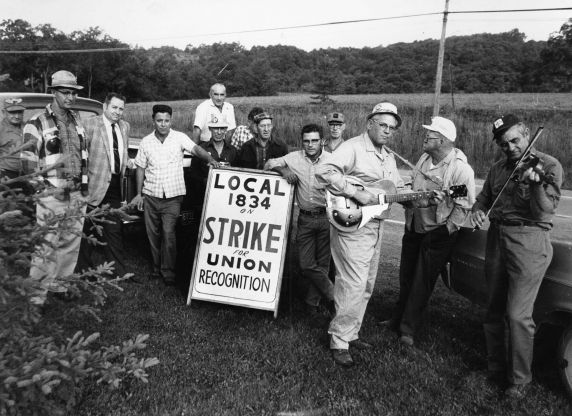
[370,119,397,132]
[55,89,78,97]
[328,124,343,129]
[424,136,441,142]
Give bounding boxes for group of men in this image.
[0,71,563,400]
[265,101,562,400]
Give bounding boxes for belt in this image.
[299,207,327,217]
[493,219,551,230]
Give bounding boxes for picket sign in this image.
[187,167,294,318]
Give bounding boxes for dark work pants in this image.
[144,194,183,282]
[77,175,125,275]
[483,223,552,385]
[296,212,333,306]
[397,224,458,337]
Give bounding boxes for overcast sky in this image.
[4,0,571,51]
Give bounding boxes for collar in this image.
[153,129,172,143]
[304,149,323,164]
[102,115,117,128]
[206,139,226,150]
[430,148,455,167]
[209,99,225,110]
[254,136,271,147]
[1,118,22,130]
[362,132,388,158]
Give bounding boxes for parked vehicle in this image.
[445,227,572,398]
[0,92,102,120]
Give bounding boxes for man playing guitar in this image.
[315,102,406,367]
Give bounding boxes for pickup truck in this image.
[445,227,572,398]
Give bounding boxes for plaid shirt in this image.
[230,125,254,150]
[134,129,195,198]
[22,104,88,195]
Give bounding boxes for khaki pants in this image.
[30,191,86,304]
[484,223,553,385]
[328,220,384,350]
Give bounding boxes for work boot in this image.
[331,349,354,367]
[379,318,399,333]
[505,383,529,399]
[399,334,414,347]
[349,339,374,350]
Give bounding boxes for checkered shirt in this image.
[134,129,195,198]
[230,125,254,150]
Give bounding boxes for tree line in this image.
[0,18,571,103]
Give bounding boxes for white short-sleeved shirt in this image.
[134,129,195,198]
[193,99,236,142]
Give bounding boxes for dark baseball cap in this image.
[492,114,520,141]
[3,97,25,112]
[253,112,272,124]
[327,112,345,124]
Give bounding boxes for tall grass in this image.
[126,94,572,184]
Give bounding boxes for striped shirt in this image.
[134,129,196,198]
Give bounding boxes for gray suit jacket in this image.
[85,115,130,206]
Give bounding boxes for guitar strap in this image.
[383,145,442,187]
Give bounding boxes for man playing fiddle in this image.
[470,114,563,399]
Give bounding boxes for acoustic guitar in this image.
[325,176,468,232]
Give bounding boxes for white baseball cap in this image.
[207,117,228,129]
[422,116,456,142]
[367,102,401,127]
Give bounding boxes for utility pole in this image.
[432,0,450,117]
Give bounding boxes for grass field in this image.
[126,93,572,184]
[61,221,572,416]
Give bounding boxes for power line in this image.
[178,12,441,39]
[153,7,572,41]
[449,7,572,15]
[0,6,570,53]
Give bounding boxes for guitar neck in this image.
[383,190,434,204]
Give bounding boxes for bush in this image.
[0,180,158,416]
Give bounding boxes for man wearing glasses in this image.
[383,116,475,348]
[265,124,334,328]
[316,102,405,367]
[324,112,346,153]
[23,70,89,304]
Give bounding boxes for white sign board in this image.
[187,167,294,317]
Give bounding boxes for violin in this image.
[512,153,555,186]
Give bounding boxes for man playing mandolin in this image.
[382,116,475,347]
[315,102,405,367]
[470,114,563,399]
